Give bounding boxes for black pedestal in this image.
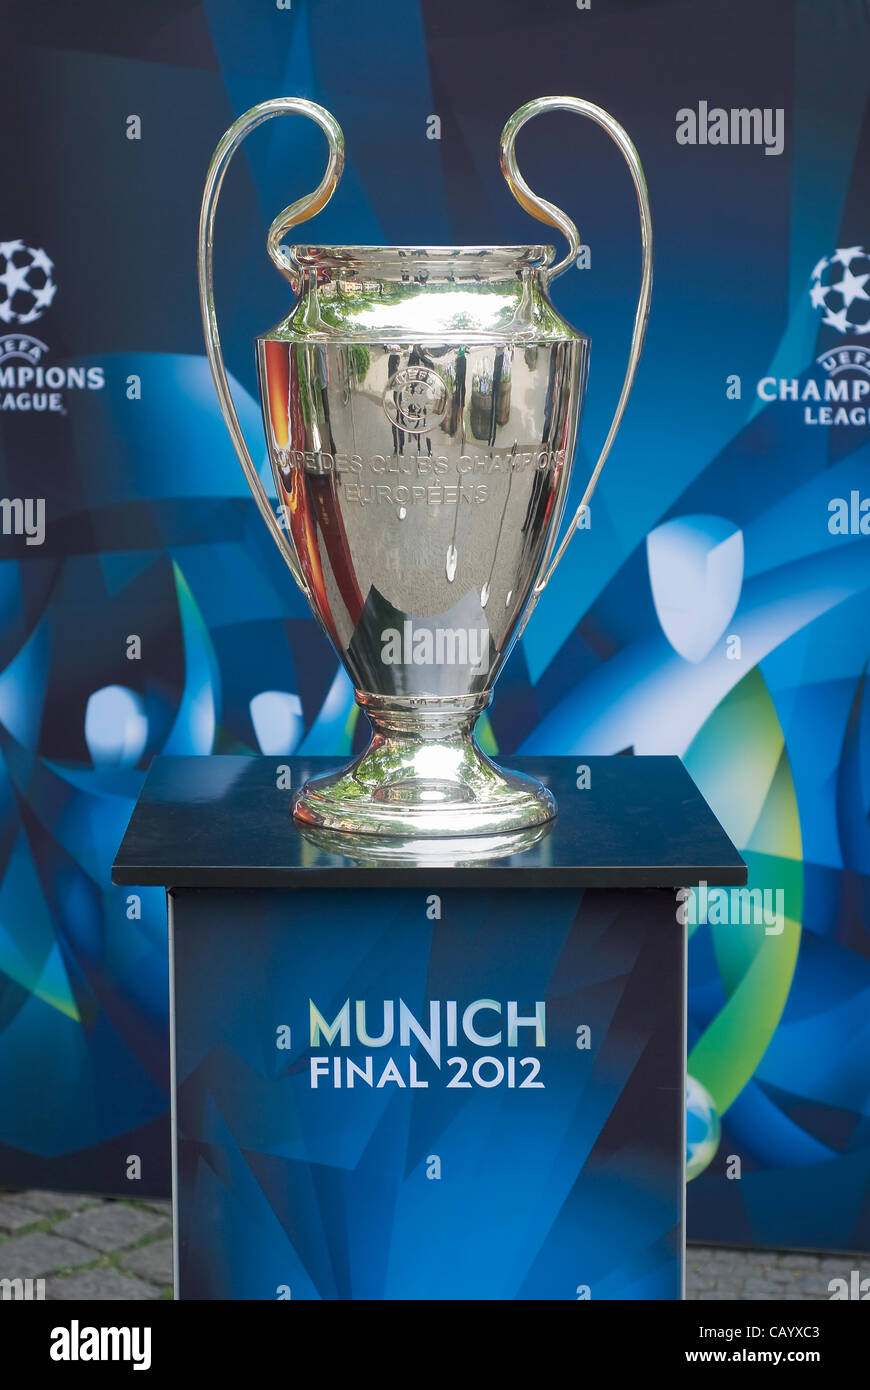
[114,754,744,1301]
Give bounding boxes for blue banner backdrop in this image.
[0,0,868,1245]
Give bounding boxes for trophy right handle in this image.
[197,98,345,597]
[500,96,653,623]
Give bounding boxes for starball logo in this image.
[0,239,105,413]
[756,246,870,429]
[809,248,870,336]
[0,240,56,324]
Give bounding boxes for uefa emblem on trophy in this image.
[198,96,652,836]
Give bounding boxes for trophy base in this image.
[291,693,555,838]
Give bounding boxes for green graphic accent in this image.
[164,560,222,755]
[343,700,359,746]
[476,711,498,756]
[685,668,803,1115]
[0,835,79,1021]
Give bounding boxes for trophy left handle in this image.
[197,98,345,598]
[500,96,653,616]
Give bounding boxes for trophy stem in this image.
[291,692,555,837]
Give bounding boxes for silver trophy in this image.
[198,97,652,836]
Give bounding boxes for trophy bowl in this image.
[199,97,651,836]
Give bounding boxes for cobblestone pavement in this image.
[0,1191,172,1300]
[0,1189,865,1299]
[686,1245,868,1300]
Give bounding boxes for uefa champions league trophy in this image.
[198,97,652,836]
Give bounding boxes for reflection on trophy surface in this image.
[299,820,550,868]
[199,96,652,836]
[259,315,582,702]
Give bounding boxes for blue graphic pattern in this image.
[0,0,867,1246]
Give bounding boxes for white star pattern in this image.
[810,282,829,309]
[832,245,864,267]
[0,240,57,325]
[838,265,870,307]
[822,305,852,333]
[31,280,57,310]
[0,261,33,298]
[29,247,54,276]
[809,245,870,334]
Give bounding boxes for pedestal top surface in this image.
[112,755,746,889]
